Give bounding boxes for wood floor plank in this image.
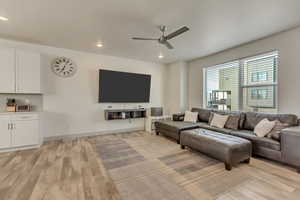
[0,131,300,200]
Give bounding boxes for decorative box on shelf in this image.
[145,115,172,133]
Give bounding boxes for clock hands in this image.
[60,65,66,72]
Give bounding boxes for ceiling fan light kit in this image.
[132,25,190,50]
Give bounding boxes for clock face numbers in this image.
[52,57,77,77]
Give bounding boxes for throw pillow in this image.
[210,113,229,128]
[184,111,198,123]
[267,120,289,141]
[224,115,240,130]
[208,112,215,125]
[254,118,276,138]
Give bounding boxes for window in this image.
[205,51,278,112]
[251,72,267,82]
[251,89,268,100]
[205,61,239,111]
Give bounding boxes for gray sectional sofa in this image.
[155,108,300,172]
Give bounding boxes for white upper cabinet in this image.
[16,50,41,93]
[0,47,15,93]
[0,47,41,94]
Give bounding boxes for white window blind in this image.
[241,52,278,111]
[205,51,278,112]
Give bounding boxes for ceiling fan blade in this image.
[165,26,189,40]
[164,41,174,49]
[132,37,158,41]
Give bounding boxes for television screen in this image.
[99,69,151,103]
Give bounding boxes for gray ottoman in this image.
[181,128,252,170]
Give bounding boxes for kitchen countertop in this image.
[0,111,42,115]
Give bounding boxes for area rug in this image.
[94,132,300,200]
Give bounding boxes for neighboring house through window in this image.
[251,89,268,100]
[251,71,268,82]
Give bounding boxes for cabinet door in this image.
[0,47,15,93]
[16,50,41,93]
[0,116,11,149]
[11,120,39,147]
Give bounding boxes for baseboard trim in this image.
[44,127,145,142]
[0,144,41,153]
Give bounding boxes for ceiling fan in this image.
[132,25,190,49]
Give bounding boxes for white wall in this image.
[188,26,300,115]
[0,39,166,138]
[180,62,188,112]
[164,61,188,115]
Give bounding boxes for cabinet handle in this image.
[8,123,10,130]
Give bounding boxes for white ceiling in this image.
[1,0,300,64]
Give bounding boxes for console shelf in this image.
[104,109,146,120]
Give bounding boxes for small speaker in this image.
[151,107,163,117]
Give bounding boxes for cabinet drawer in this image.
[0,115,10,120]
[11,114,39,121]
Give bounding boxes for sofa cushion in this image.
[243,112,298,130]
[254,119,276,137]
[209,110,245,129]
[155,120,199,132]
[191,108,212,122]
[230,130,280,151]
[197,123,232,134]
[224,115,240,130]
[253,137,281,151]
[173,113,185,121]
[267,120,289,142]
[184,111,198,123]
[210,113,229,128]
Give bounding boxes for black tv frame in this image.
[98,69,151,103]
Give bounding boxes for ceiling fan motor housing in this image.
[159,36,166,44]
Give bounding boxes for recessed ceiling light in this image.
[96,43,103,48]
[158,54,164,59]
[0,16,8,21]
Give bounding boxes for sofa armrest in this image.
[281,126,300,168]
[173,113,185,121]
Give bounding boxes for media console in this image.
[104,109,147,120]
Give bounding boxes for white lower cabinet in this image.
[0,113,40,150]
[0,116,11,149]
[11,119,39,147]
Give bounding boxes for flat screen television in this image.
[98,69,151,103]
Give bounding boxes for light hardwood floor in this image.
[0,131,299,200]
[0,137,121,200]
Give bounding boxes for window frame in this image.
[242,52,278,109]
[204,51,278,111]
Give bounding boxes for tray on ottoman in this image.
[180,128,252,170]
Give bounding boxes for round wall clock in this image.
[51,57,77,77]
